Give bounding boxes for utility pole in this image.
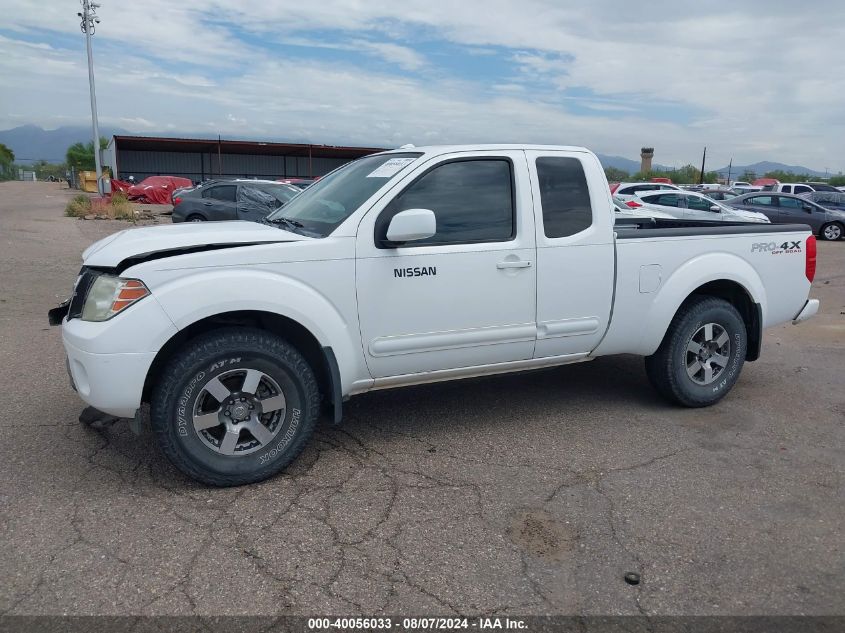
[726,158,732,186]
[78,1,103,195]
[699,146,706,185]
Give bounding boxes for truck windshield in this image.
[266,152,422,237]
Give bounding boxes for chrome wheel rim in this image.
[685,323,731,386]
[192,368,286,456]
[824,224,841,240]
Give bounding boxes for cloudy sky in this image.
[1,0,843,171]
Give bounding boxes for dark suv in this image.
[172,180,300,223]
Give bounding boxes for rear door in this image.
[638,192,684,219]
[200,184,238,220]
[526,150,614,358]
[739,195,778,223]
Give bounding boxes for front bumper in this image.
[64,339,157,418]
[792,298,820,324]
[56,293,178,418]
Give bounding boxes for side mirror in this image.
[710,204,721,212]
[803,204,814,213]
[385,208,436,245]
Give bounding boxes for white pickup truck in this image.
[50,144,820,486]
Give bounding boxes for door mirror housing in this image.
[803,204,814,213]
[710,204,721,212]
[384,208,437,245]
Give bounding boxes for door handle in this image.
[203,201,213,206]
[497,260,532,269]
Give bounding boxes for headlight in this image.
[81,275,150,321]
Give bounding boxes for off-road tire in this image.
[644,296,747,407]
[150,327,319,486]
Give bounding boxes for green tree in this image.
[603,166,629,182]
[0,142,15,180]
[33,159,69,181]
[763,170,811,182]
[738,170,756,183]
[65,137,108,171]
[828,175,845,187]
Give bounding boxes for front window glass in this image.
[375,159,514,246]
[778,197,802,209]
[266,152,421,237]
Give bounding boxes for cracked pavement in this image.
[0,181,843,616]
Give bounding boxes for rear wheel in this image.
[150,328,319,486]
[186,214,206,222]
[820,222,843,241]
[645,296,747,407]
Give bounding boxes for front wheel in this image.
[150,328,320,486]
[820,222,843,241]
[645,296,747,407]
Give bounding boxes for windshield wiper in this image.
[263,216,304,231]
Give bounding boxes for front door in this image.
[683,194,722,222]
[355,152,537,379]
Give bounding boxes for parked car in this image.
[729,192,845,240]
[765,183,818,194]
[612,195,676,221]
[49,144,818,485]
[612,181,682,200]
[701,189,738,201]
[634,190,770,223]
[171,180,301,223]
[799,191,845,213]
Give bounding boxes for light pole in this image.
[78,1,103,195]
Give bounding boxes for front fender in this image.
[638,252,766,355]
[149,268,365,395]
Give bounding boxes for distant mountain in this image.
[712,161,827,179]
[0,124,128,164]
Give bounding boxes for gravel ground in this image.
[0,181,842,616]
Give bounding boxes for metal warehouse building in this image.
[104,135,385,182]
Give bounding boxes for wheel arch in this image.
[640,253,766,360]
[679,280,762,361]
[142,310,342,420]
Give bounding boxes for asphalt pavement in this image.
[0,181,842,616]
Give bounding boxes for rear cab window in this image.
[535,157,593,237]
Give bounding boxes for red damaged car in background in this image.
[111,176,193,204]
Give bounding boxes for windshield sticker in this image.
[366,157,416,178]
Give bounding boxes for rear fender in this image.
[639,253,766,356]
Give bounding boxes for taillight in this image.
[173,196,182,205]
[805,235,816,282]
[626,200,642,208]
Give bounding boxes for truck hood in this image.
[82,221,308,268]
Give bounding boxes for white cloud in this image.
[0,0,843,171]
